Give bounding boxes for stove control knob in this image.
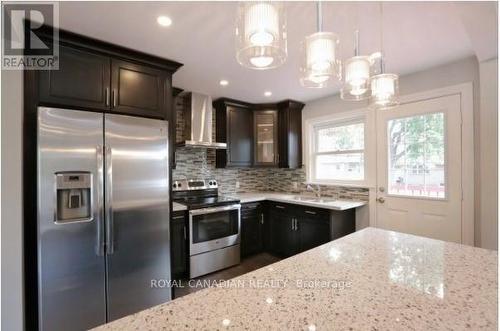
[173,183,178,189]
[178,182,182,188]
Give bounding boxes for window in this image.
[387,112,446,198]
[311,118,365,183]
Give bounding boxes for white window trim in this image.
[305,109,376,188]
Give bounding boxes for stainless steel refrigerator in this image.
[37,107,171,330]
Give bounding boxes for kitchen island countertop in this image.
[95,227,498,330]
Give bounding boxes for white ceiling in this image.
[58,1,496,103]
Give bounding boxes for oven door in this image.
[189,204,241,255]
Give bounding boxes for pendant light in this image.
[236,2,287,70]
[300,1,340,88]
[340,30,372,100]
[370,3,399,109]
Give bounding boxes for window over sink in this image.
[306,110,374,187]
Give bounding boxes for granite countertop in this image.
[228,192,367,211]
[94,228,498,330]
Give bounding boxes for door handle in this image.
[291,218,294,230]
[112,89,117,108]
[105,88,110,107]
[105,145,114,254]
[295,219,298,231]
[377,197,385,203]
[275,205,285,209]
[183,226,187,240]
[305,210,316,215]
[95,145,105,256]
[260,213,264,224]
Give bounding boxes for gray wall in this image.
[2,70,24,330]
[478,57,498,250]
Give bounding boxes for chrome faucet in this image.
[306,184,321,198]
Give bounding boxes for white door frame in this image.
[371,82,474,245]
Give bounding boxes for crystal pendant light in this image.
[300,1,340,88]
[341,30,372,100]
[236,2,287,70]
[370,3,399,109]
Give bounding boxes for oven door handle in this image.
[189,204,241,216]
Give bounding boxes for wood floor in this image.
[174,253,281,299]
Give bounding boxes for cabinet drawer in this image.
[171,210,186,220]
[297,206,329,221]
[241,202,260,212]
[270,203,293,214]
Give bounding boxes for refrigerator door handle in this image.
[96,145,106,256]
[105,145,115,255]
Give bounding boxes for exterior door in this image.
[104,114,171,321]
[376,95,462,243]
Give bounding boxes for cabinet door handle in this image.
[305,210,316,215]
[260,213,264,224]
[172,216,184,220]
[275,205,285,209]
[112,89,117,108]
[183,226,187,240]
[295,219,298,231]
[105,88,110,107]
[291,219,294,230]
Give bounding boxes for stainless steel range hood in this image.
[177,92,227,149]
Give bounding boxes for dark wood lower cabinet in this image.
[268,204,297,257]
[170,211,188,280]
[241,203,264,257]
[265,203,351,258]
[297,216,330,252]
[171,202,355,279]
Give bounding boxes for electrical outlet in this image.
[235,181,240,189]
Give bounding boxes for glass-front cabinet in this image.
[254,110,279,166]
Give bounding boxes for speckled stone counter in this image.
[94,228,498,330]
[228,192,367,211]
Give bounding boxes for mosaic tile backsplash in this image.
[173,95,368,201]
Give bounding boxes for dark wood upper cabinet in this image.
[111,59,166,119]
[214,98,304,169]
[254,110,279,167]
[215,99,254,168]
[39,44,111,110]
[278,100,305,169]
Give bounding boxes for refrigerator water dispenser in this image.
[55,172,93,223]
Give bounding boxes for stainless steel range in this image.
[172,179,241,278]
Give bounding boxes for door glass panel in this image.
[388,112,445,198]
[192,210,239,243]
[256,113,276,163]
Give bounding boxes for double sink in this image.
[290,195,339,204]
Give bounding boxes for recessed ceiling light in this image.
[157,16,172,27]
[219,80,229,86]
[264,91,272,97]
